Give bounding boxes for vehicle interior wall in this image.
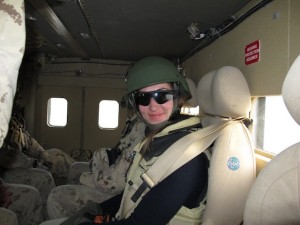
[183,0,300,174]
[183,0,300,96]
[22,59,131,155]
[18,0,300,167]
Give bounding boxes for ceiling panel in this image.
[24,0,269,63]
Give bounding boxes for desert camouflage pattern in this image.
[1,168,55,217]
[0,177,44,225]
[0,1,46,224]
[45,148,76,178]
[0,207,19,225]
[70,148,93,162]
[80,113,146,192]
[0,115,79,222]
[47,114,146,219]
[0,129,75,224]
[46,184,116,220]
[67,162,90,184]
[0,0,25,148]
[1,115,76,176]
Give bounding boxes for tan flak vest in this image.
[115,117,236,224]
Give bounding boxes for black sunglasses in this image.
[134,90,176,106]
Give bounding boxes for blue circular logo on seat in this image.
[227,157,240,171]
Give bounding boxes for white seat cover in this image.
[197,66,256,225]
[243,55,300,225]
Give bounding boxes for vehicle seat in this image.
[185,78,198,107]
[243,55,300,225]
[196,66,256,225]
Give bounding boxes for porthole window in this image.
[47,98,68,127]
[98,100,119,129]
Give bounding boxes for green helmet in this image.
[126,56,191,98]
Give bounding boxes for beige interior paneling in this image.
[82,87,127,151]
[34,86,82,154]
[32,60,129,155]
[34,84,127,155]
[184,0,300,96]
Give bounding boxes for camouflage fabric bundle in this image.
[71,148,93,162]
[79,114,146,194]
[47,113,146,219]
[1,114,76,177]
[0,0,25,148]
[1,115,50,168]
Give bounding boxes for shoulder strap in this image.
[141,120,238,188]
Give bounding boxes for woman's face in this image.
[137,83,174,125]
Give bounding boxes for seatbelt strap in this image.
[140,120,238,188]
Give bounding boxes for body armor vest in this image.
[116,117,206,224]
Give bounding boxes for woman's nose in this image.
[148,98,159,110]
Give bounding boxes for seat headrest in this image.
[197,66,251,119]
[185,78,198,107]
[243,144,300,225]
[282,55,300,125]
[243,55,300,225]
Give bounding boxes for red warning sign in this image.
[245,40,260,65]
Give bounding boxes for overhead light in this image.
[187,23,205,40]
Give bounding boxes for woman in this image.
[41,56,208,225]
